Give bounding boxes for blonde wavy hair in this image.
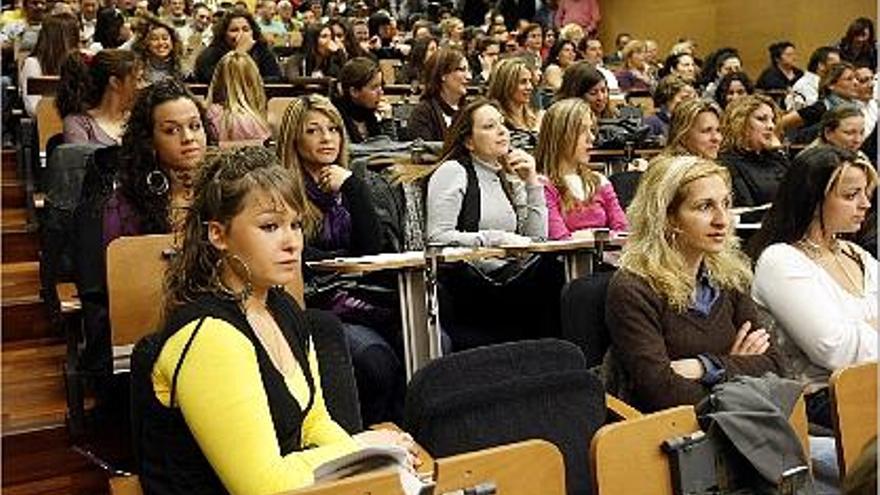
[665,98,722,157]
[720,93,779,152]
[207,51,270,140]
[621,155,752,312]
[276,94,350,240]
[535,98,601,212]
[487,57,538,131]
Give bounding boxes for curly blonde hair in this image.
[535,98,601,212]
[720,93,779,152]
[621,155,752,312]
[276,94,350,240]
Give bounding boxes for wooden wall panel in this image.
[597,0,876,82]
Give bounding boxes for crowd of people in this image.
[1,0,877,492]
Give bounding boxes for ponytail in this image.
[56,49,139,118]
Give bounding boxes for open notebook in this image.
[314,446,434,495]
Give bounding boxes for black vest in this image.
[137,289,315,495]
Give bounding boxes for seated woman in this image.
[194,8,282,84]
[555,61,617,119]
[404,36,438,85]
[643,74,697,142]
[488,57,541,150]
[333,56,393,143]
[78,79,213,375]
[659,51,699,85]
[718,94,789,221]
[605,155,786,413]
[780,62,861,142]
[205,51,272,143]
[424,97,547,247]
[537,98,627,239]
[20,13,80,117]
[132,15,184,84]
[714,71,754,110]
[56,49,140,145]
[614,39,654,93]
[294,22,348,78]
[138,146,415,495]
[542,38,577,92]
[104,79,213,245]
[407,47,470,142]
[662,98,723,160]
[808,104,869,159]
[748,146,877,428]
[276,94,404,425]
[419,98,551,349]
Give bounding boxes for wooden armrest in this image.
[368,422,434,476]
[282,469,404,494]
[606,393,642,421]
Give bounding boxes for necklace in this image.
[796,238,864,297]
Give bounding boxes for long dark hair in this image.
[117,79,216,234]
[56,49,139,117]
[164,146,304,312]
[840,17,875,57]
[93,7,126,48]
[746,146,877,260]
[32,13,80,76]
[714,71,753,109]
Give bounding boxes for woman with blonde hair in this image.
[537,98,627,239]
[277,95,404,425]
[487,57,540,150]
[718,93,789,220]
[663,98,723,159]
[206,51,271,142]
[614,39,653,93]
[605,155,785,412]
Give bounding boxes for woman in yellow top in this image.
[137,146,414,495]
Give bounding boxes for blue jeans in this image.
[342,323,405,425]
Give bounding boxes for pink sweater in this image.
[543,178,628,240]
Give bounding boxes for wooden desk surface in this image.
[306,248,506,274]
[501,235,627,254]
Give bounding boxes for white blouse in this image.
[752,242,878,393]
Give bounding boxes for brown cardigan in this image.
[605,269,787,412]
[406,97,448,142]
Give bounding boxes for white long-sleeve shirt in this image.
[752,242,878,393]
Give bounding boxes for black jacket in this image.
[193,42,283,84]
[719,148,790,221]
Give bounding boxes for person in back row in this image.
[205,51,272,143]
[748,146,877,428]
[537,98,627,239]
[194,8,282,84]
[136,146,416,495]
[56,49,141,145]
[407,47,470,142]
[605,155,786,412]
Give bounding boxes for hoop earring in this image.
[215,253,253,301]
[146,169,170,196]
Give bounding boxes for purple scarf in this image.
[305,174,352,251]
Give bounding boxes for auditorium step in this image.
[2,339,68,434]
[2,229,40,264]
[2,179,26,208]
[2,207,32,233]
[2,148,18,182]
[2,261,41,302]
[2,425,109,495]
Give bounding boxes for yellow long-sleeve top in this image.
[151,316,360,495]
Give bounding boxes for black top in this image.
[756,64,804,91]
[136,289,314,495]
[333,97,383,144]
[194,42,283,84]
[303,174,383,261]
[718,148,790,221]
